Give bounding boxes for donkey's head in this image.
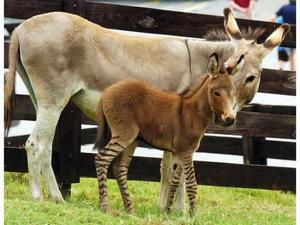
[222,8,290,111]
[207,53,244,127]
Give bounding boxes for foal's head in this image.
[206,53,244,127]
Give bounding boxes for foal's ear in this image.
[225,54,245,76]
[224,8,244,41]
[207,53,219,77]
[262,23,291,56]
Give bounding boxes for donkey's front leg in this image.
[164,162,183,213]
[159,152,185,211]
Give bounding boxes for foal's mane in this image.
[204,27,266,43]
[181,74,210,98]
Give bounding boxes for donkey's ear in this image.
[225,54,245,76]
[207,53,219,77]
[262,23,290,56]
[224,8,244,41]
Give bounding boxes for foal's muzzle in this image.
[214,113,236,127]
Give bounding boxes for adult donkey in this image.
[5,8,289,205]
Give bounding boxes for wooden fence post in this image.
[55,102,82,198]
[242,136,267,165]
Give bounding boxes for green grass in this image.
[5,172,295,225]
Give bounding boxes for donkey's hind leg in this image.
[25,106,65,202]
[159,152,185,211]
[164,161,183,213]
[112,141,137,213]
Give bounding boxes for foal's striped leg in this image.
[183,155,197,215]
[165,163,183,213]
[95,138,125,212]
[112,141,137,213]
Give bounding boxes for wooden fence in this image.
[4,0,296,196]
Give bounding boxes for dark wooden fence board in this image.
[84,2,296,48]
[63,0,85,16]
[5,148,294,192]
[254,104,296,115]
[259,140,296,161]
[10,95,36,121]
[4,23,19,34]
[4,0,63,19]
[4,41,9,69]
[5,1,295,48]
[206,111,295,139]
[4,147,28,172]
[259,69,296,96]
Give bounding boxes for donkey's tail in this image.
[93,100,110,151]
[4,29,19,138]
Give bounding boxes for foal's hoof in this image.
[125,207,135,214]
[189,208,195,216]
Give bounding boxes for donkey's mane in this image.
[204,27,266,43]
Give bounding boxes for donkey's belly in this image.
[71,88,102,122]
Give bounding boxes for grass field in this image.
[4,172,295,225]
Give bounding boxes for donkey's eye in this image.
[245,75,256,83]
[213,91,221,97]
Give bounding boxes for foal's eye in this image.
[245,75,256,83]
[213,91,221,97]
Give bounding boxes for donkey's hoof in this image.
[54,197,66,204]
[101,205,111,213]
[32,191,44,202]
[32,195,44,202]
[52,194,66,204]
[164,207,171,214]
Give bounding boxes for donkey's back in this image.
[10,12,190,121]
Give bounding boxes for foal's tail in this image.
[94,100,110,151]
[4,29,19,138]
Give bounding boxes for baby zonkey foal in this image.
[94,53,243,214]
